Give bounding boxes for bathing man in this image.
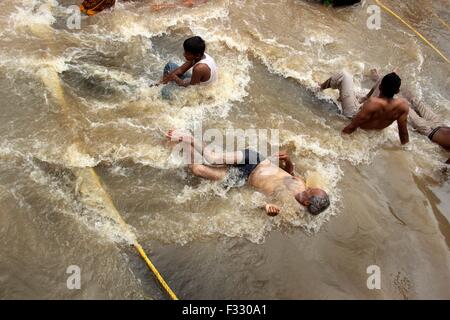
[166,130,330,216]
[319,71,410,145]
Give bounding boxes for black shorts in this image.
[234,149,265,181]
[428,127,445,141]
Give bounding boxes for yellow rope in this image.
[134,243,179,300]
[40,64,179,300]
[374,0,450,64]
[85,166,179,300]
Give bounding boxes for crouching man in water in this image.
[319,71,410,145]
[166,130,330,216]
[161,36,217,87]
[370,69,450,164]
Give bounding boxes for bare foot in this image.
[369,68,380,82]
[265,204,281,217]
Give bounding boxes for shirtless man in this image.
[166,130,330,216]
[370,70,450,163]
[319,71,410,145]
[160,36,217,88]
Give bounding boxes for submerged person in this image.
[80,0,134,16]
[321,0,361,6]
[318,71,410,145]
[80,0,116,16]
[151,0,207,11]
[161,36,217,87]
[166,130,331,216]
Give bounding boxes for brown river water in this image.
[0,0,449,299]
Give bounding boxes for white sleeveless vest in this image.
[194,53,217,85]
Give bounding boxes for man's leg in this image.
[188,164,227,181]
[171,131,241,181]
[183,136,228,181]
[163,62,191,80]
[163,62,179,76]
[408,108,434,136]
[402,89,443,127]
[162,62,179,99]
[320,71,360,118]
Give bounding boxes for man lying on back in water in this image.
[370,69,450,164]
[166,130,331,216]
[319,70,410,145]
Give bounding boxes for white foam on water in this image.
[2,0,448,247]
[0,144,136,244]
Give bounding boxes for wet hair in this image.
[379,72,401,99]
[183,36,206,56]
[307,194,330,216]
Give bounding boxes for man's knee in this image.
[330,70,352,89]
[163,62,178,75]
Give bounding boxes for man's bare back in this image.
[342,96,410,145]
[320,71,410,144]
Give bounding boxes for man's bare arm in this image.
[170,63,209,87]
[397,104,410,145]
[342,99,377,134]
[162,61,193,84]
[275,152,295,175]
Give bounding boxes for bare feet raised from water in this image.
[369,68,380,82]
[265,204,281,216]
[369,67,400,82]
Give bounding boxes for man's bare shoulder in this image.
[394,97,410,113]
[363,97,384,110]
[192,63,210,73]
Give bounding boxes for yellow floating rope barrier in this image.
[374,0,450,64]
[40,64,178,300]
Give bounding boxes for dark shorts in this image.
[428,127,445,141]
[234,149,265,181]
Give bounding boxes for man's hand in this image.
[342,125,356,135]
[162,73,178,84]
[265,204,281,217]
[274,151,290,161]
[274,151,295,175]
